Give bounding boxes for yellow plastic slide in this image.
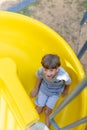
[0,11,86,130]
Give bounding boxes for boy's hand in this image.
[62,89,68,97]
[30,78,42,98]
[30,88,38,98]
[62,85,69,97]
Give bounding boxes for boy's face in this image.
[43,67,58,80]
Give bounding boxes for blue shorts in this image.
[35,90,60,109]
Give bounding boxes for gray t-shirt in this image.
[36,67,71,96]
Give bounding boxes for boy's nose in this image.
[47,71,51,75]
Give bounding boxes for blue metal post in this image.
[7,0,36,12]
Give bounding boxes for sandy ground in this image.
[0,0,87,73]
[0,0,19,10]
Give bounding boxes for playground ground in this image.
[0,0,87,73]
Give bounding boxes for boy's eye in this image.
[44,68,47,71]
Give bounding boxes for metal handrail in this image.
[60,116,87,130]
[77,10,87,54]
[50,77,87,130]
[80,10,87,26]
[77,41,87,59]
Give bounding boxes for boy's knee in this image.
[44,107,52,116]
[36,106,43,114]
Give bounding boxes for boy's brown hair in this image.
[41,54,61,69]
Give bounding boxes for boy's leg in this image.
[36,106,43,114]
[44,106,52,128]
[44,95,59,128]
[35,91,48,113]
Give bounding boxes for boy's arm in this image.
[30,78,42,98]
[62,85,70,96]
[62,72,71,96]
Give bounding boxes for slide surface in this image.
[0,11,87,130]
[0,58,39,130]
